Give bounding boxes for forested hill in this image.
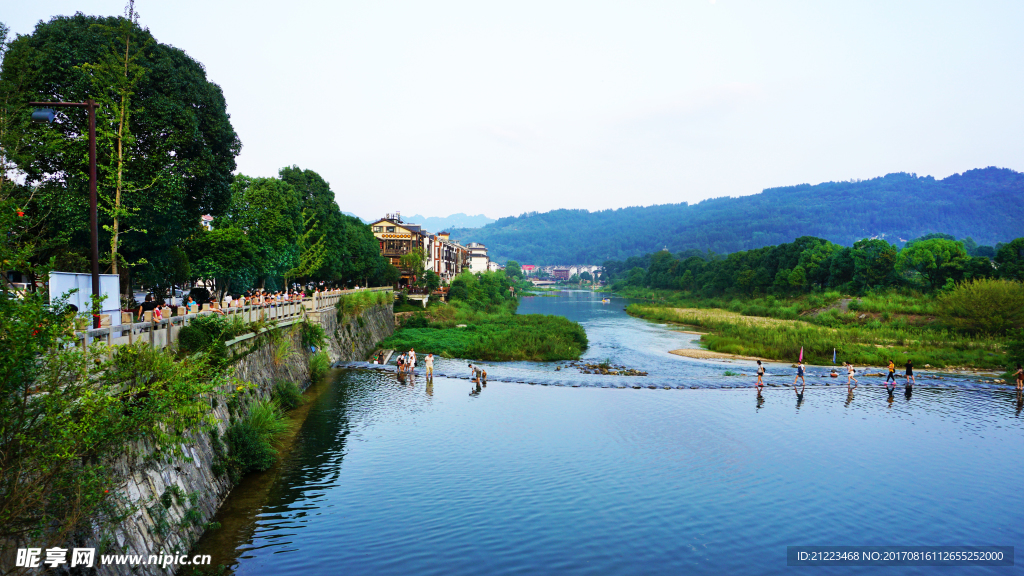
[450,167,1024,265]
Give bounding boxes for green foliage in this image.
[225,399,288,476]
[309,351,331,382]
[995,238,1024,282]
[420,270,442,293]
[187,227,257,299]
[399,247,427,279]
[504,260,523,279]
[896,238,971,289]
[0,288,222,548]
[300,320,327,350]
[628,304,1005,369]
[450,168,1023,264]
[937,278,1024,335]
[1,13,240,279]
[273,381,304,410]
[1005,329,1024,371]
[381,314,587,362]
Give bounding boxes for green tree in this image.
[399,247,427,281]
[219,175,301,289]
[852,239,898,290]
[937,278,1024,335]
[995,238,1024,281]
[504,260,523,279]
[896,238,970,289]
[287,208,328,285]
[580,271,593,283]
[1,13,240,283]
[0,284,221,551]
[420,270,441,293]
[187,227,256,299]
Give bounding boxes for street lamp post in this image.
[30,100,102,328]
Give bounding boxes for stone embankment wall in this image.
[86,303,392,576]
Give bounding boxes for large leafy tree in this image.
[995,238,1024,281]
[895,238,971,289]
[279,165,389,286]
[187,227,256,300]
[217,175,301,290]
[851,239,898,290]
[0,13,240,285]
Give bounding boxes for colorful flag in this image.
[799,347,804,362]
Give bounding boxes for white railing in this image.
[71,287,393,351]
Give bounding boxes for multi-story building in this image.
[369,214,428,286]
[425,232,468,284]
[370,214,469,286]
[466,242,489,273]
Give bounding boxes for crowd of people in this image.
[750,357,1017,402]
[128,285,353,320]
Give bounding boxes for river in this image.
[191,290,1024,575]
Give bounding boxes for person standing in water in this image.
[904,359,916,387]
[793,360,806,387]
[885,359,897,384]
[1012,364,1023,391]
[408,349,417,374]
[756,360,765,394]
[845,362,858,390]
[425,354,434,379]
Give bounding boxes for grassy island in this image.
[380,271,588,362]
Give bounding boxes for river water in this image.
[192,291,1024,575]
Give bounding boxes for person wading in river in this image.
[1013,364,1023,391]
[425,354,434,379]
[845,362,858,390]
[793,360,806,387]
[905,359,916,388]
[885,359,897,384]
[756,360,765,394]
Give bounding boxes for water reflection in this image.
[344,291,1009,393]
[191,291,1024,576]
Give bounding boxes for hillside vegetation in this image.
[606,233,1024,370]
[452,167,1024,264]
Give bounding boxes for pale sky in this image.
[7,1,1023,222]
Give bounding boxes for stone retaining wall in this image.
[75,303,393,576]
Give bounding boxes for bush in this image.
[177,314,226,354]
[309,351,331,382]
[938,278,1024,335]
[403,313,430,329]
[273,381,303,410]
[300,321,327,350]
[225,399,288,475]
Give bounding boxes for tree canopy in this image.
[604,233,1022,298]
[0,13,240,283]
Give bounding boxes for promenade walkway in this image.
[73,287,393,351]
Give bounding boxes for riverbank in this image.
[628,304,1008,369]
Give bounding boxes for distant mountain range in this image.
[400,213,495,232]
[449,167,1024,265]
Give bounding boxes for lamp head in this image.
[31,108,56,123]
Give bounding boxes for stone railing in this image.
[72,286,393,351]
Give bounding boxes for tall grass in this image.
[629,305,1006,368]
[309,350,331,382]
[335,289,390,319]
[225,399,289,475]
